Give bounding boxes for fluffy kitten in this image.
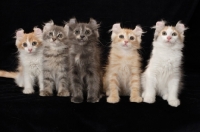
[0,28,44,94]
[141,21,187,107]
[40,21,70,97]
[66,18,101,103]
[103,23,143,103]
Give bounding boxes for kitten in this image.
[103,23,143,103]
[66,18,101,103]
[39,20,70,97]
[141,21,187,107]
[0,28,44,94]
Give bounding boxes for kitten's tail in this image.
[0,70,18,78]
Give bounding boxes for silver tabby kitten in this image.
[40,20,70,96]
[66,18,101,103]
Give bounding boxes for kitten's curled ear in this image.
[110,23,121,40]
[68,18,77,25]
[43,20,54,32]
[33,27,43,41]
[152,20,166,40]
[89,18,100,37]
[175,21,187,34]
[64,24,69,36]
[15,29,24,46]
[133,26,143,37]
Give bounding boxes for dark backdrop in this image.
[0,0,200,131]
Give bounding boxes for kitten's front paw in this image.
[87,97,99,103]
[143,96,155,104]
[107,96,120,103]
[162,94,168,100]
[71,96,83,103]
[130,96,143,103]
[23,88,34,94]
[40,90,53,96]
[57,89,70,97]
[168,99,180,107]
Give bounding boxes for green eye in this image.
[119,35,124,38]
[172,32,177,36]
[32,41,37,46]
[23,43,27,47]
[130,36,134,40]
[162,31,167,35]
[75,30,80,35]
[85,30,90,35]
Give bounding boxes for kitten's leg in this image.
[129,72,142,103]
[86,71,100,103]
[23,72,34,94]
[15,72,24,87]
[38,72,44,92]
[40,70,54,96]
[167,77,180,107]
[142,72,156,103]
[57,74,70,97]
[107,73,120,103]
[70,70,83,103]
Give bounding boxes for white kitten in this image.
[0,28,44,94]
[141,21,187,107]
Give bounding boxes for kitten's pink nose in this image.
[28,49,32,52]
[124,41,128,44]
[167,36,172,40]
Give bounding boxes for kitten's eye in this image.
[162,31,167,36]
[23,43,27,47]
[119,35,124,38]
[130,36,134,40]
[75,30,80,35]
[49,32,53,36]
[85,30,90,35]
[172,32,177,36]
[32,41,37,46]
[57,34,63,38]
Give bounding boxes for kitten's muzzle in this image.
[80,35,85,39]
[52,38,57,41]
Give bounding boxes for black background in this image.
[0,0,200,131]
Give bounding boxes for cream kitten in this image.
[141,21,187,107]
[103,23,143,103]
[0,28,44,94]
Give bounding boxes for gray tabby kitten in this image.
[40,20,70,96]
[66,18,101,103]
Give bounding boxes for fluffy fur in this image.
[103,23,143,103]
[66,18,101,103]
[141,21,187,107]
[40,20,70,97]
[0,28,44,94]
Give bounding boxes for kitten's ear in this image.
[33,27,43,40]
[110,23,121,33]
[43,20,54,32]
[89,18,99,28]
[152,20,166,31]
[68,18,77,25]
[175,21,187,34]
[134,26,143,37]
[16,29,24,40]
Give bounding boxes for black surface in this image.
[0,0,200,131]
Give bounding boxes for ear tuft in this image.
[152,20,166,31]
[175,21,187,34]
[43,20,54,32]
[134,26,144,37]
[110,23,121,33]
[16,29,24,40]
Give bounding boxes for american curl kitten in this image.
[40,20,70,97]
[0,28,44,94]
[141,21,187,107]
[103,23,143,103]
[66,18,101,103]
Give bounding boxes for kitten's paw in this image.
[162,94,168,100]
[57,90,70,97]
[40,90,53,96]
[23,89,34,94]
[168,99,180,107]
[107,96,120,103]
[143,96,155,104]
[130,96,143,103]
[71,96,83,103]
[87,97,99,103]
